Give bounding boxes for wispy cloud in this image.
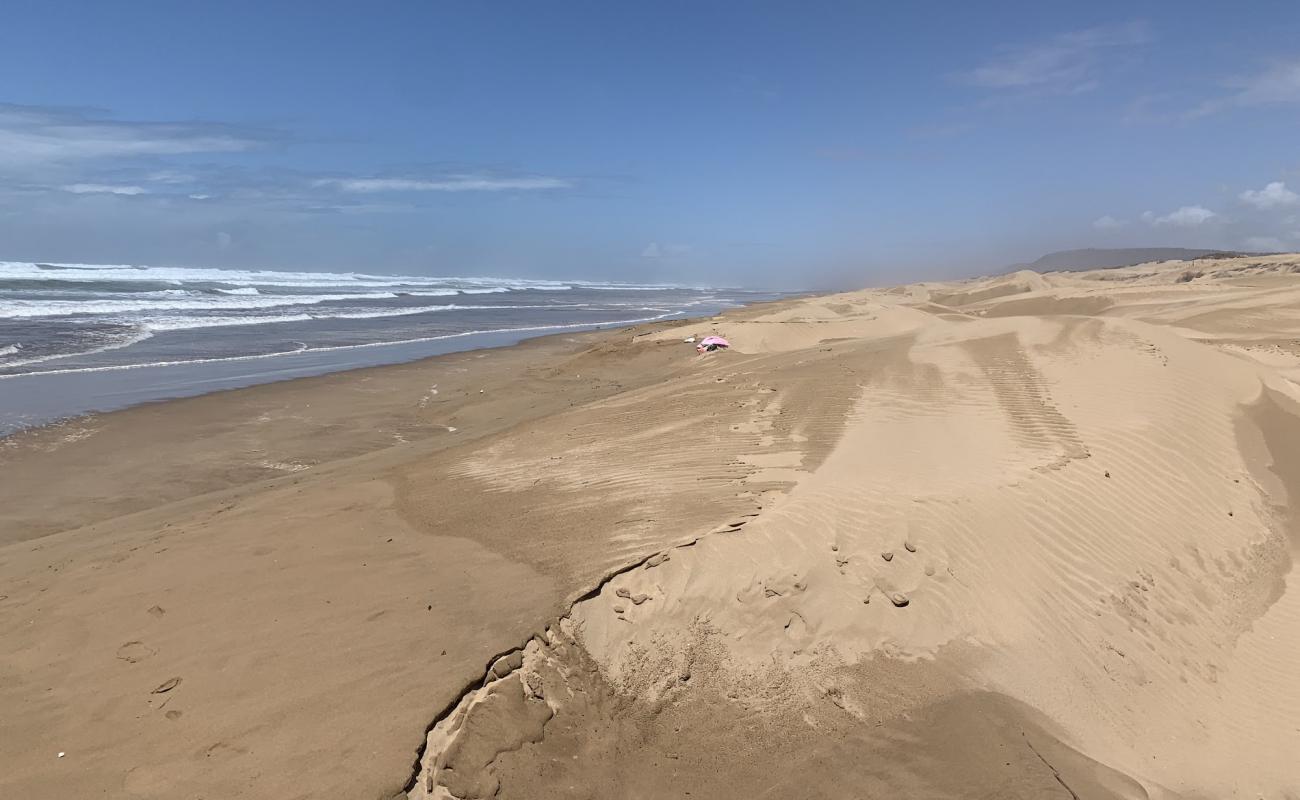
[1194,59,1300,117]
[313,175,570,193]
[1142,205,1218,227]
[0,103,575,217]
[0,104,274,166]
[958,22,1149,94]
[1239,180,1298,209]
[1092,214,1127,230]
[7,162,576,215]
[60,183,147,195]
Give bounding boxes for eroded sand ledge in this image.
[5,255,1300,798]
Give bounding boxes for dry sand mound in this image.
[410,256,1300,800]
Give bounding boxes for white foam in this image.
[0,259,710,295]
[0,260,601,292]
[141,314,316,331]
[0,344,20,357]
[0,292,399,318]
[133,303,633,332]
[0,311,684,379]
[214,287,260,295]
[0,329,155,369]
[581,284,685,290]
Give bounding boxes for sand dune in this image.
[409,255,1300,800]
[4,255,1300,798]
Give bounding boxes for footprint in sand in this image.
[644,552,671,569]
[615,587,651,605]
[881,551,894,562]
[116,641,156,664]
[202,741,249,759]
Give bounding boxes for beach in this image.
[4,254,1300,799]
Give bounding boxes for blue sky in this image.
[2,1,1299,288]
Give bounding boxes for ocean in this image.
[0,261,775,434]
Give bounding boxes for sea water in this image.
[0,260,773,433]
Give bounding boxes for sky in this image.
[2,1,1300,289]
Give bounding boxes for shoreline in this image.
[0,307,745,544]
[0,308,717,436]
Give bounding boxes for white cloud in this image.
[0,104,267,166]
[188,193,212,200]
[1224,60,1300,105]
[1145,205,1218,227]
[61,183,147,195]
[959,22,1148,93]
[1239,181,1298,209]
[1243,236,1288,252]
[315,175,570,193]
[1092,214,1126,230]
[1194,60,1300,116]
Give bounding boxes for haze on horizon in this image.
[2,1,1299,289]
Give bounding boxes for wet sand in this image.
[5,256,1300,799]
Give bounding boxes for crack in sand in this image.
[1023,734,1083,800]
[401,529,722,796]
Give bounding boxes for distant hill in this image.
[1014,248,1251,273]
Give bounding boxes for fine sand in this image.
[4,255,1300,799]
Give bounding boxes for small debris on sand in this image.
[889,592,910,608]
